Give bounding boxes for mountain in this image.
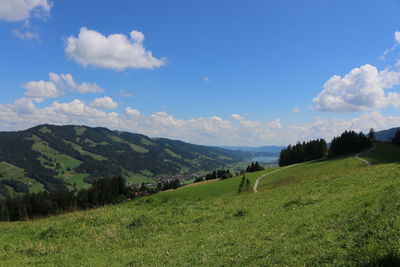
[375,127,400,142]
[219,145,285,155]
[0,124,255,197]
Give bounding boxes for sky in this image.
[1,0,400,146]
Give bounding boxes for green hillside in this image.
[0,143,399,266]
[0,124,259,197]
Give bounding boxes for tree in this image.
[279,139,327,166]
[368,128,376,141]
[237,175,251,194]
[329,130,371,157]
[393,130,400,146]
[245,162,265,172]
[237,176,245,194]
[245,179,251,192]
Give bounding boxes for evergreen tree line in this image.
[329,130,371,157]
[245,162,265,172]
[0,176,130,221]
[204,169,233,181]
[0,176,187,221]
[155,179,181,191]
[279,139,327,166]
[237,175,251,194]
[392,130,400,146]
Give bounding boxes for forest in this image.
[279,139,327,166]
[329,130,372,157]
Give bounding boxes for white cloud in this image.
[313,64,400,112]
[292,107,301,113]
[118,89,133,98]
[231,113,245,120]
[49,73,103,94]
[24,80,60,100]
[65,28,166,71]
[203,77,210,82]
[268,118,282,129]
[380,31,400,60]
[23,73,104,100]
[395,31,400,44]
[2,98,400,146]
[0,0,51,22]
[12,29,39,40]
[48,99,106,117]
[90,96,118,109]
[125,107,141,117]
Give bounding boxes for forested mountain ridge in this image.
[0,124,254,197]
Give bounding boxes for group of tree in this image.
[237,175,251,194]
[279,139,327,166]
[156,179,181,191]
[392,130,400,146]
[329,130,371,157]
[204,169,233,180]
[0,176,131,221]
[245,162,265,172]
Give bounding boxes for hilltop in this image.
[0,124,260,197]
[0,142,399,266]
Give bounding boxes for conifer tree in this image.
[393,130,400,146]
[245,178,251,192]
[237,175,245,194]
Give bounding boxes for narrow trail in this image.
[253,165,296,193]
[253,144,377,193]
[354,144,376,166]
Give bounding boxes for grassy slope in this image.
[0,161,45,195]
[361,142,400,164]
[0,146,400,266]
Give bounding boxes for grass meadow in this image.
[0,143,399,266]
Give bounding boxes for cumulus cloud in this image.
[23,73,104,100]
[313,64,400,112]
[49,73,104,94]
[292,107,301,113]
[125,107,141,117]
[231,113,245,120]
[90,96,118,109]
[0,0,51,22]
[24,80,60,101]
[0,0,52,40]
[2,97,400,146]
[65,28,166,71]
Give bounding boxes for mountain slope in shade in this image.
[0,124,254,197]
[375,127,400,142]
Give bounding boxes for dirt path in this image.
[354,144,376,165]
[253,165,296,193]
[253,145,377,193]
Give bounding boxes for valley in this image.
[0,125,270,197]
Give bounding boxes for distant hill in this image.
[375,127,400,142]
[219,145,285,155]
[0,124,256,197]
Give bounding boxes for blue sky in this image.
[1,0,400,145]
